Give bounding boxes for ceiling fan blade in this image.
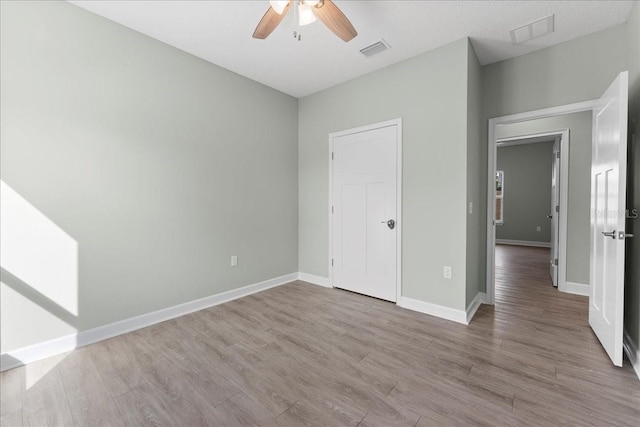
[252,1,292,39]
[313,0,357,42]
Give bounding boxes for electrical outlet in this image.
[443,266,452,279]
[536,226,541,232]
[231,256,238,267]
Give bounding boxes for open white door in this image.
[331,123,399,302]
[550,137,560,287]
[589,71,629,367]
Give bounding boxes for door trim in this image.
[328,118,403,302]
[495,129,570,292]
[486,100,598,304]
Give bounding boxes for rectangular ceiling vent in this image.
[360,39,391,58]
[510,14,554,45]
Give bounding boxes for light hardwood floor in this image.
[1,245,639,426]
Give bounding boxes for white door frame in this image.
[329,118,403,301]
[495,129,569,292]
[486,101,598,304]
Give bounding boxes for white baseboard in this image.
[561,281,590,296]
[1,272,298,372]
[466,292,488,324]
[297,272,332,288]
[623,329,640,380]
[398,296,468,325]
[495,239,551,248]
[0,333,79,373]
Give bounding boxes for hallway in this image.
[469,244,639,424]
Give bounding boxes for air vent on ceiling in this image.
[360,39,391,58]
[510,14,554,45]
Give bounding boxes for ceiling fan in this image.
[253,0,357,42]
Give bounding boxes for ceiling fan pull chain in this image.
[294,1,301,41]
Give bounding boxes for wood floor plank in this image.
[274,399,363,427]
[0,409,23,427]
[358,340,472,386]
[262,327,398,398]
[555,363,640,403]
[127,322,242,410]
[234,341,369,425]
[113,383,185,427]
[512,394,610,427]
[1,366,23,417]
[88,335,149,398]
[235,339,411,425]
[428,338,557,383]
[201,305,274,350]
[180,338,298,417]
[357,411,418,427]
[387,380,518,427]
[206,391,272,427]
[57,348,126,426]
[124,331,240,424]
[21,356,74,427]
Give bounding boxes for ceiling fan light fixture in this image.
[298,2,317,26]
[254,0,356,42]
[269,0,289,15]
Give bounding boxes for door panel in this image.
[366,182,387,278]
[341,183,366,277]
[550,138,560,286]
[589,71,628,367]
[332,125,398,302]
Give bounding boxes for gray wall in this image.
[496,142,554,243]
[496,112,592,285]
[482,24,628,118]
[466,43,484,307]
[624,0,640,356]
[299,38,472,310]
[0,1,298,353]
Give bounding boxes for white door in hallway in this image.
[589,71,628,367]
[550,137,560,287]
[331,122,399,302]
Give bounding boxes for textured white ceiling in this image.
[68,1,635,98]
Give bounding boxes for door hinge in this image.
[554,259,558,266]
[331,206,334,214]
[331,152,334,160]
[556,151,561,159]
[331,259,334,266]
[555,205,560,213]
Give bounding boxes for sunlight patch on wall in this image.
[0,180,78,316]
